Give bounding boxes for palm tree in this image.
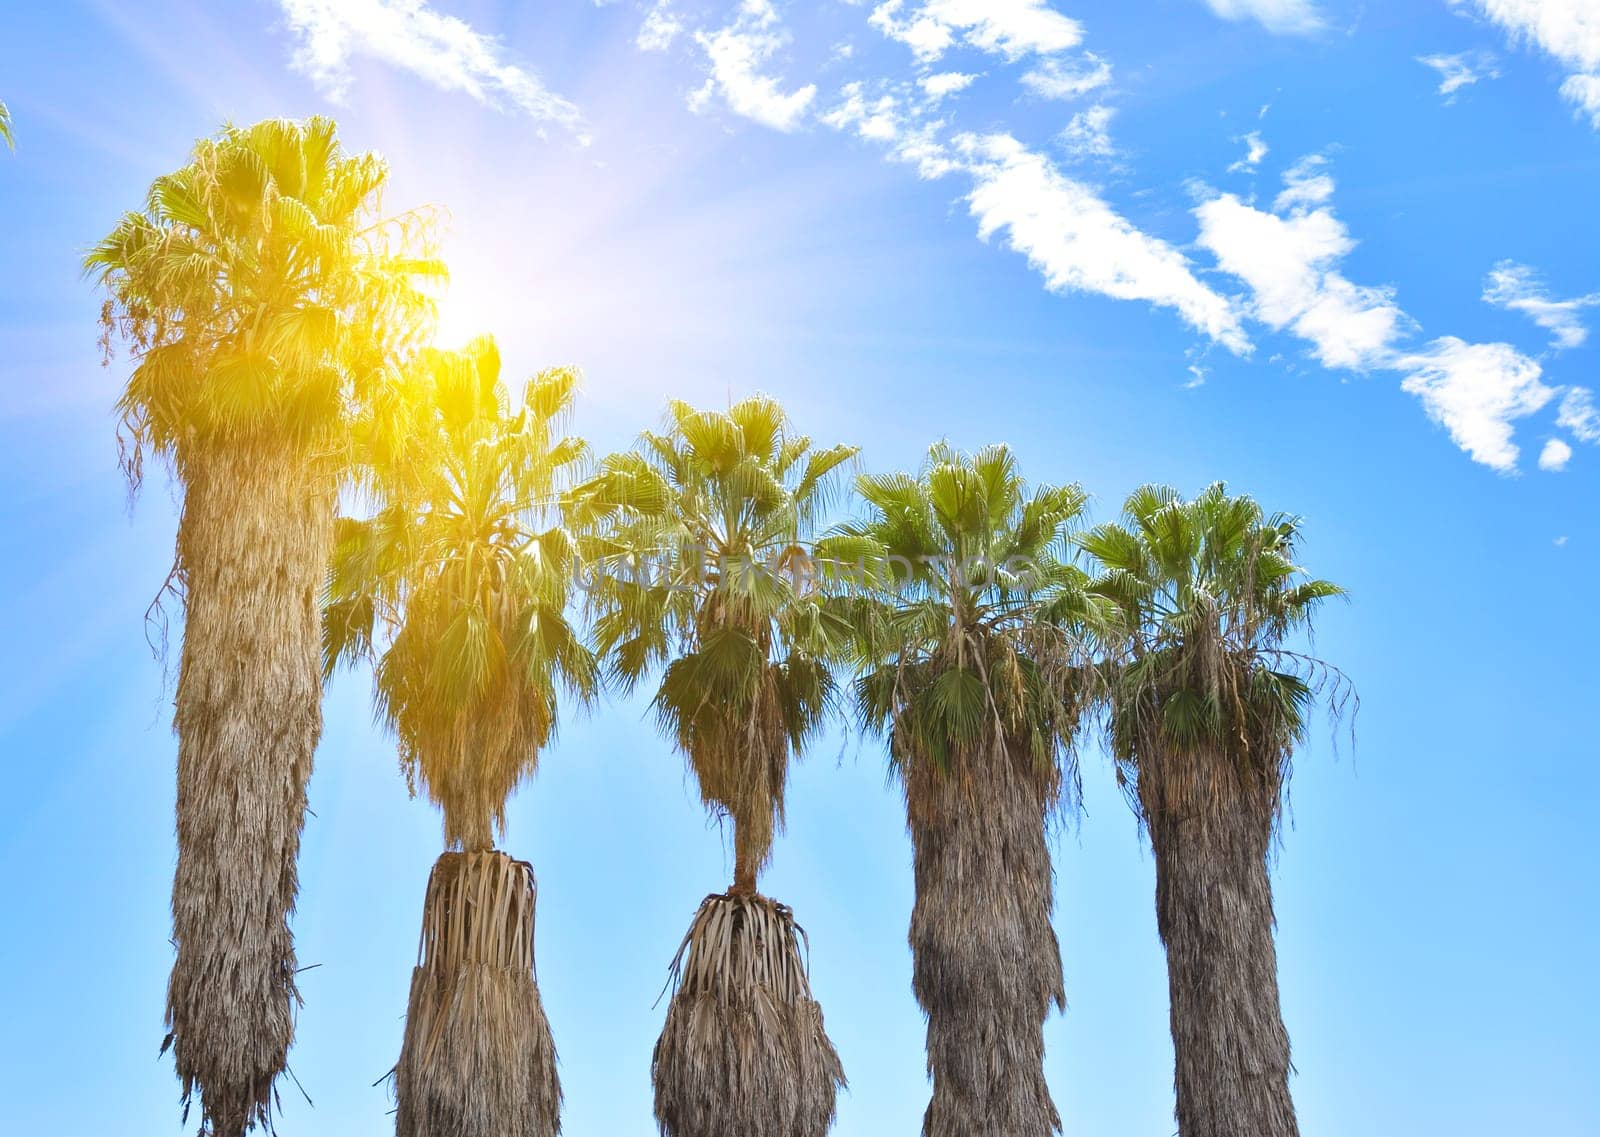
[818,443,1090,1137]
[1080,483,1347,1137]
[325,338,594,1137]
[85,117,442,1136]
[572,396,854,1137]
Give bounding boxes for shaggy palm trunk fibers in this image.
[395,850,561,1137]
[1142,748,1299,1137]
[905,740,1066,1137]
[653,891,845,1137]
[166,446,331,1136]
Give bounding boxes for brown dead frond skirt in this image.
[394,850,561,1137]
[652,890,845,1137]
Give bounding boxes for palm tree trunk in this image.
[730,815,762,894]
[652,891,844,1137]
[396,851,560,1137]
[1142,749,1299,1137]
[906,739,1065,1137]
[165,444,332,1137]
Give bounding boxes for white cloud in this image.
[1561,72,1600,125]
[1451,0,1600,126]
[1416,50,1501,98]
[919,71,979,102]
[821,81,902,141]
[1482,260,1600,349]
[1539,437,1574,469]
[1555,534,1570,546]
[869,0,1084,63]
[1558,386,1600,442]
[1196,157,1555,471]
[278,0,583,134]
[1228,131,1269,173]
[1020,54,1113,99]
[955,133,1251,352]
[1201,0,1325,35]
[1195,190,1408,370]
[1273,152,1335,211]
[1059,105,1116,160]
[1453,0,1600,71]
[637,0,683,52]
[1397,338,1555,471]
[689,0,817,131]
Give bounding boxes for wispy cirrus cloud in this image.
[918,70,979,102]
[1227,131,1268,173]
[637,0,684,52]
[1450,0,1600,126]
[819,80,1252,354]
[1058,104,1116,160]
[1019,53,1112,100]
[688,0,817,131]
[1482,260,1600,349]
[277,0,583,136]
[1558,386,1600,442]
[868,0,1085,63]
[1194,156,1558,471]
[1416,50,1501,99]
[952,133,1251,352]
[1200,0,1326,35]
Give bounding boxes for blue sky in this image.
[2,1,1599,1134]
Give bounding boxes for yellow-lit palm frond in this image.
[84,115,445,486]
[326,340,596,850]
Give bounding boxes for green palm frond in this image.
[325,339,595,851]
[573,396,858,884]
[820,442,1092,805]
[1084,483,1352,823]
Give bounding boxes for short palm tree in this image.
[324,338,595,1137]
[818,443,1090,1137]
[85,116,442,1135]
[572,396,854,1137]
[1080,483,1347,1137]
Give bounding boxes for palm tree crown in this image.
[325,337,597,851]
[573,395,856,891]
[1081,482,1346,821]
[821,442,1091,789]
[85,115,442,485]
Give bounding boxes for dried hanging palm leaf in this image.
[652,891,845,1137]
[395,850,561,1137]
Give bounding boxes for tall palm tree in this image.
[572,396,854,1137]
[1080,483,1347,1137]
[85,116,442,1136]
[325,338,594,1137]
[818,443,1090,1137]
